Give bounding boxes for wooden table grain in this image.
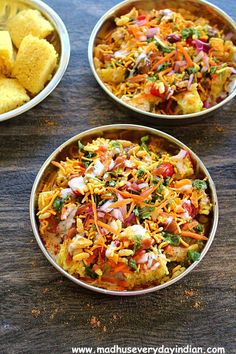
[0,1,236,353]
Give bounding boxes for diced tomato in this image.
[137,15,146,20]
[150,86,163,97]
[199,38,208,42]
[153,162,175,178]
[133,249,146,261]
[97,145,107,153]
[141,237,154,249]
[182,202,198,218]
[186,37,193,45]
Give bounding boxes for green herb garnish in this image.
[137,167,145,178]
[78,140,84,152]
[209,66,218,74]
[164,176,171,186]
[53,197,65,212]
[157,61,171,72]
[187,66,198,74]
[152,176,161,185]
[85,266,98,279]
[192,179,207,190]
[129,258,138,271]
[163,232,181,246]
[181,27,200,40]
[194,224,203,233]
[105,180,116,187]
[133,208,139,217]
[139,206,155,220]
[188,250,201,262]
[133,234,143,252]
[140,135,149,151]
[111,140,121,149]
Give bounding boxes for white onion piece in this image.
[60,188,73,199]
[68,176,87,195]
[194,50,204,63]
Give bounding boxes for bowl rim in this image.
[0,0,70,123]
[30,124,219,296]
[88,0,236,121]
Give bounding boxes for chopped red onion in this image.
[167,70,175,76]
[192,39,211,53]
[146,27,159,38]
[166,33,181,43]
[174,60,186,71]
[138,182,149,189]
[225,32,233,40]
[187,74,194,90]
[201,54,209,73]
[173,149,188,160]
[111,208,124,222]
[203,100,211,108]
[137,19,147,26]
[229,67,236,74]
[166,88,174,100]
[99,200,113,212]
[124,213,136,227]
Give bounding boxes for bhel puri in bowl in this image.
[30,124,219,296]
[88,0,236,124]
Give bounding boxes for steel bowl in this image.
[30,124,219,296]
[0,0,70,123]
[88,0,236,125]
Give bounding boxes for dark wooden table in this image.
[1,1,236,353]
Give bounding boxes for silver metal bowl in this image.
[0,0,70,123]
[88,0,236,124]
[30,124,219,296]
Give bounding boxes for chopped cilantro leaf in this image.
[188,250,201,262]
[157,61,171,72]
[139,206,155,220]
[137,167,145,178]
[209,66,218,74]
[133,234,143,252]
[133,208,139,217]
[78,140,84,152]
[140,135,149,151]
[194,224,203,233]
[53,197,65,212]
[152,176,161,185]
[111,140,121,148]
[181,27,200,40]
[164,176,171,186]
[187,66,198,74]
[105,180,116,187]
[163,232,181,246]
[192,179,207,190]
[85,266,98,279]
[129,258,138,271]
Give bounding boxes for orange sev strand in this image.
[152,51,176,71]
[176,43,194,67]
[96,220,120,235]
[109,198,133,209]
[126,201,136,218]
[180,230,208,241]
[92,201,102,236]
[112,263,131,273]
[128,74,147,83]
[182,220,199,231]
